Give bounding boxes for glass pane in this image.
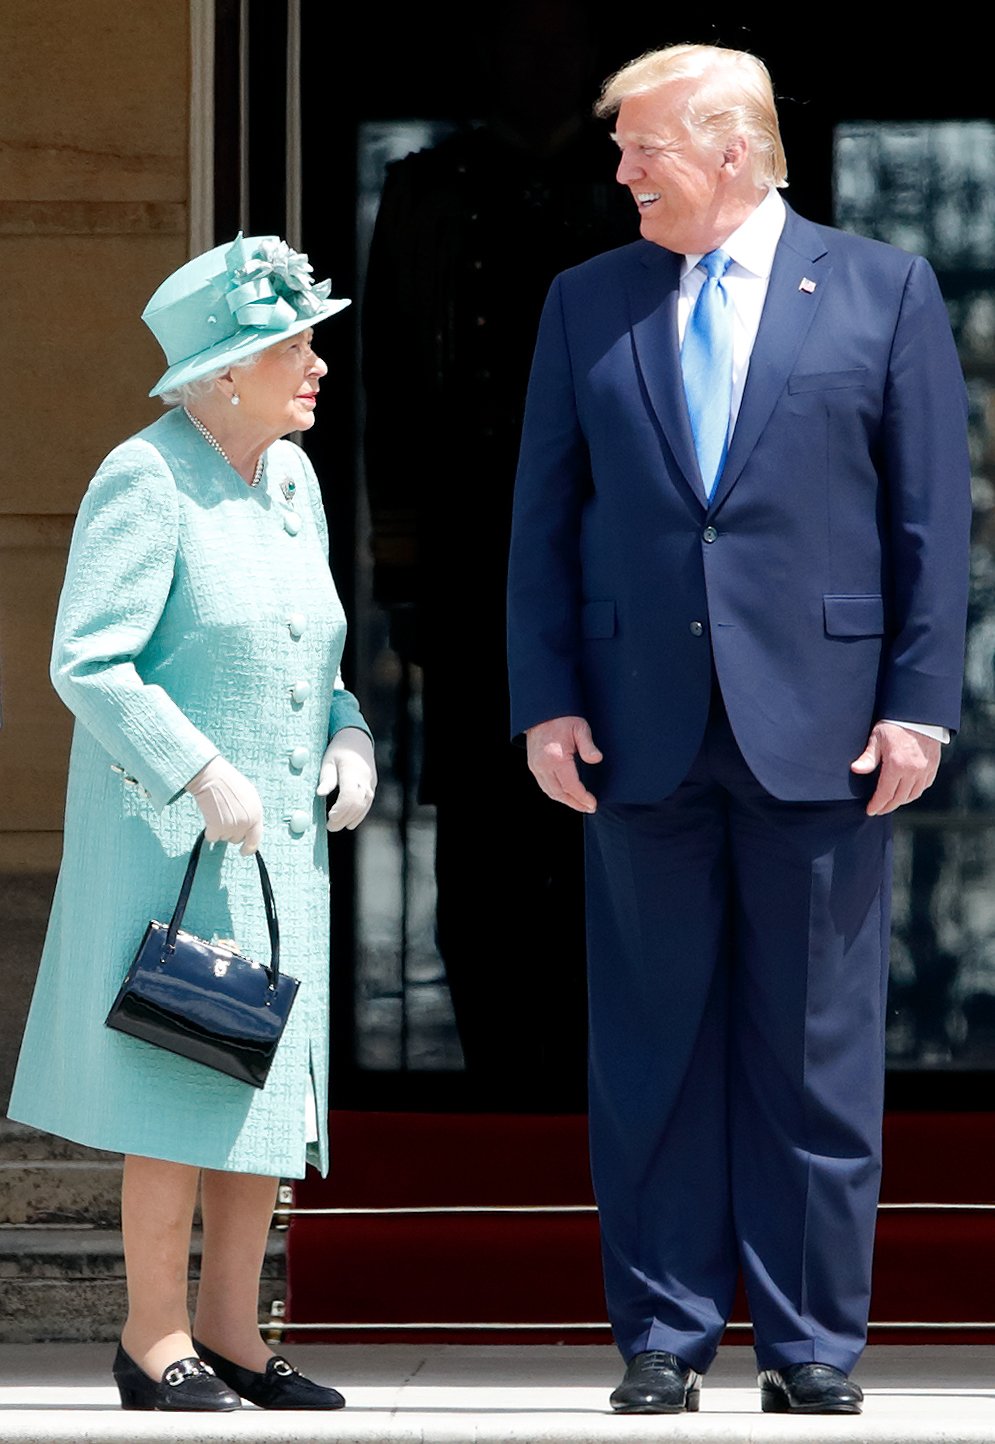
[835,121,995,1071]
[352,109,631,1106]
[354,121,463,1076]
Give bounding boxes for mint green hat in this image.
[143,232,351,398]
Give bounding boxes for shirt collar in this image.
[681,188,787,281]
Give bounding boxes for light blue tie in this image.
[681,249,733,499]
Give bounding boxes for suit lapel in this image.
[625,243,708,509]
[709,208,831,512]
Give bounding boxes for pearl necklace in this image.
[184,407,264,487]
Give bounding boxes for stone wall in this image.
[0,0,192,1108]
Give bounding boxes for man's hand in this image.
[850,721,941,816]
[526,716,603,813]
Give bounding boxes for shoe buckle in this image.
[165,1359,204,1387]
[273,1358,296,1376]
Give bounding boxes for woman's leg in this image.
[193,1169,280,1369]
[120,1154,200,1378]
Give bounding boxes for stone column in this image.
[0,0,192,1110]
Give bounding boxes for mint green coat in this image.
[7,409,369,1178]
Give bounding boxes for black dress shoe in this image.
[610,1350,701,1414]
[193,1337,346,1410]
[112,1343,241,1411]
[759,1362,863,1414]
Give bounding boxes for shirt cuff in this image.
[880,719,950,745]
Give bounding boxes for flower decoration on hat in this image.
[222,232,334,332]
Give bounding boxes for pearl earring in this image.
[230,393,240,406]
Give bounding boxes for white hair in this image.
[159,351,261,409]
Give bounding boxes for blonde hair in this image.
[595,43,788,189]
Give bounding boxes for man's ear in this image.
[720,134,749,176]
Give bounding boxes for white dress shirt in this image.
[678,184,786,428]
[679,188,947,745]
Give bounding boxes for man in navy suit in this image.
[507,44,971,1415]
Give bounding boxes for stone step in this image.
[0,1121,288,1343]
[0,1228,286,1280]
[0,1227,129,1281]
[0,1159,123,1226]
[0,1229,286,1344]
[0,1120,119,1164]
[0,1344,992,1443]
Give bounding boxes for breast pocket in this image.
[788,367,869,394]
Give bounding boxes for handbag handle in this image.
[164,830,281,990]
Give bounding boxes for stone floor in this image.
[0,1343,993,1442]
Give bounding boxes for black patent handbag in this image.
[105,830,299,1088]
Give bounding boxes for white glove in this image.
[186,756,264,855]
[316,728,377,832]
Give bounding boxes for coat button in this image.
[288,612,306,638]
[690,621,704,636]
[291,679,311,703]
[283,512,301,536]
[289,809,309,835]
[290,745,310,771]
[703,526,718,543]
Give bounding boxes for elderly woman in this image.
[7,235,375,1412]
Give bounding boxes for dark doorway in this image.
[219,4,995,1115]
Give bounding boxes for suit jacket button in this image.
[689,621,704,636]
[703,525,717,542]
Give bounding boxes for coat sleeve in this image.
[50,439,219,810]
[506,274,592,737]
[877,255,973,731]
[293,444,373,745]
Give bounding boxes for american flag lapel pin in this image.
[799,277,817,293]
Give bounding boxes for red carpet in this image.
[284,1111,995,1343]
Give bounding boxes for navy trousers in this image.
[584,687,892,1374]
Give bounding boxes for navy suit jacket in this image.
[507,206,973,802]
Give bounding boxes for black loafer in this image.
[759,1362,863,1414]
[610,1350,701,1414]
[112,1343,241,1411]
[193,1337,346,1410]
